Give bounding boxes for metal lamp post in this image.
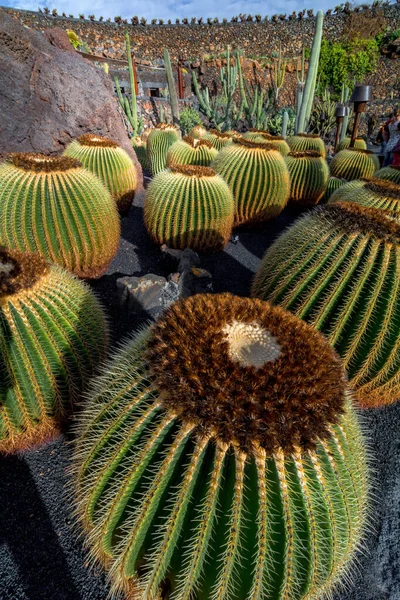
[334,104,346,152]
[349,85,372,148]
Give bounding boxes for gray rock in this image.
[160,244,183,272]
[178,248,201,273]
[179,266,213,298]
[117,274,167,318]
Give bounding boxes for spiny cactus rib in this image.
[190,125,207,139]
[252,202,400,408]
[64,134,138,212]
[166,137,218,167]
[132,137,148,172]
[245,131,290,156]
[322,177,349,202]
[0,154,120,278]
[202,130,234,151]
[374,165,400,185]
[73,294,368,600]
[144,164,234,252]
[337,137,367,152]
[329,149,379,182]
[212,138,290,226]
[287,134,326,157]
[0,247,107,453]
[146,124,180,176]
[329,179,400,213]
[285,151,329,207]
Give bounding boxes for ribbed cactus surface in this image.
[374,165,400,185]
[322,177,348,202]
[146,124,180,176]
[202,129,233,151]
[329,179,400,212]
[0,154,120,278]
[252,202,400,408]
[73,293,368,600]
[144,164,234,252]
[190,125,207,139]
[285,151,329,206]
[336,137,367,152]
[251,133,291,156]
[166,136,218,167]
[132,136,148,172]
[212,138,290,226]
[330,149,379,181]
[243,129,268,141]
[0,247,107,453]
[63,134,137,213]
[287,133,326,157]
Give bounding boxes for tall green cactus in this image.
[0,247,107,454]
[339,84,350,143]
[73,293,368,600]
[282,110,289,138]
[115,32,143,136]
[163,47,180,127]
[238,58,270,130]
[271,43,287,108]
[0,153,120,278]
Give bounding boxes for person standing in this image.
[384,108,400,166]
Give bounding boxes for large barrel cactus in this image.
[0,247,107,453]
[330,149,379,181]
[0,153,120,278]
[287,133,326,157]
[336,137,367,152]
[285,151,329,207]
[329,178,400,212]
[374,165,400,185]
[144,164,234,252]
[190,125,207,139]
[322,176,348,202]
[252,202,400,408]
[202,129,233,151]
[147,124,180,176]
[212,138,290,226]
[73,293,368,600]
[166,137,218,167]
[63,134,138,213]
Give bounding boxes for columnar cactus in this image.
[212,138,290,226]
[166,136,218,167]
[322,176,348,202]
[73,293,368,600]
[337,137,367,152]
[285,151,329,206]
[374,165,400,185]
[64,134,138,213]
[329,178,400,213]
[146,124,180,176]
[202,129,233,151]
[190,124,207,139]
[144,164,234,252]
[252,202,400,408]
[330,149,379,181]
[0,247,107,453]
[287,133,326,157]
[0,154,120,278]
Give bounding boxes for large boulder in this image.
[0,9,143,191]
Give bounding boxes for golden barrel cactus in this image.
[374,165,400,185]
[166,136,218,167]
[329,178,400,213]
[202,129,234,151]
[287,133,326,157]
[336,137,367,152]
[330,149,379,181]
[285,151,329,207]
[146,123,180,176]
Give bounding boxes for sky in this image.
[3,0,366,23]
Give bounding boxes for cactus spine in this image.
[285,151,329,206]
[329,178,400,213]
[146,124,180,176]
[202,129,234,151]
[212,138,290,226]
[166,136,218,167]
[252,202,400,407]
[144,165,234,252]
[374,165,400,185]
[0,248,107,453]
[163,47,180,127]
[250,132,291,155]
[0,154,120,278]
[73,293,368,600]
[287,133,326,157]
[322,176,349,202]
[64,134,137,213]
[330,149,379,181]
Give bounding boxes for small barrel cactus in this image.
[147,124,180,176]
[190,124,207,138]
[73,293,368,600]
[0,153,120,278]
[322,176,348,202]
[63,134,138,213]
[287,133,326,157]
[247,132,291,156]
[337,137,367,152]
[132,136,148,173]
[202,129,233,151]
[285,150,329,207]
[243,129,268,141]
[0,247,107,453]
[329,178,400,213]
[374,165,400,185]
[330,148,379,181]
[252,202,400,408]
[166,136,218,167]
[212,138,290,226]
[144,164,234,252]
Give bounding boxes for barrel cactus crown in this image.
[374,165,400,185]
[144,164,234,252]
[322,176,348,202]
[73,293,368,600]
[166,136,218,167]
[147,123,180,176]
[252,133,290,156]
[202,129,233,151]
[0,247,107,454]
[330,148,379,181]
[243,129,268,141]
[287,133,326,157]
[329,178,400,213]
[337,137,367,152]
[0,153,120,278]
[190,124,207,139]
[63,134,138,213]
[252,202,400,408]
[212,137,290,226]
[285,151,329,207]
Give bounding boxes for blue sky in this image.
[3,0,364,22]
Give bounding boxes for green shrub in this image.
[180,106,203,136]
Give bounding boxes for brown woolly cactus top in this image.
[182,136,213,149]
[147,293,347,454]
[258,133,285,141]
[77,134,119,148]
[155,123,179,131]
[233,138,276,151]
[169,164,216,178]
[208,129,232,139]
[7,153,81,173]
[321,202,400,241]
[288,150,323,159]
[0,247,49,298]
[365,179,400,198]
[295,133,321,139]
